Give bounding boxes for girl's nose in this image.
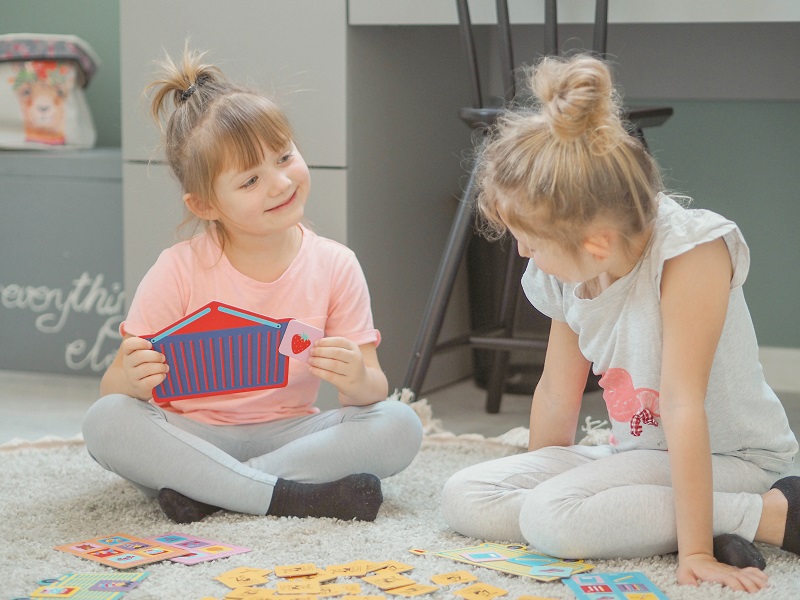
[267,172,292,197]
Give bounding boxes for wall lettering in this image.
[0,272,125,372]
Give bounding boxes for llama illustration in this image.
[11,60,75,145]
[599,368,661,438]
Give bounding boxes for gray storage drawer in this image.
[0,148,124,375]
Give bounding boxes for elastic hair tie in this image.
[180,83,197,103]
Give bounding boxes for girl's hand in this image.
[678,553,769,593]
[119,336,169,400]
[308,337,387,405]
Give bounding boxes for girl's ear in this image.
[184,193,220,221]
[582,231,613,261]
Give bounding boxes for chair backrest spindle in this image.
[456,0,483,109]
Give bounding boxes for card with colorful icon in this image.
[147,532,251,565]
[278,319,324,363]
[28,572,149,599]
[427,543,594,582]
[563,572,668,599]
[55,533,187,569]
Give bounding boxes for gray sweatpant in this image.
[441,444,777,559]
[82,394,423,515]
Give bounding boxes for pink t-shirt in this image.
[122,225,380,425]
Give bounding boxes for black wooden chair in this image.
[402,0,672,413]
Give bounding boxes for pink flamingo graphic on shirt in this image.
[599,368,661,439]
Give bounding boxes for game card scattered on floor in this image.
[28,572,149,599]
[55,533,187,569]
[148,532,252,565]
[563,572,668,599]
[429,542,594,582]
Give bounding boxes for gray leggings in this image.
[441,444,777,559]
[82,395,423,515]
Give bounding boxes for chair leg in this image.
[402,166,480,396]
[484,237,527,413]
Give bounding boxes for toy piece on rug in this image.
[452,582,508,600]
[214,567,272,589]
[54,533,188,569]
[421,542,594,582]
[274,563,320,578]
[362,572,417,591]
[385,583,440,597]
[318,583,363,596]
[148,532,251,565]
[369,560,414,574]
[430,571,478,585]
[27,572,149,599]
[224,588,274,600]
[142,301,297,402]
[563,572,668,600]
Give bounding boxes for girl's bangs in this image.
[214,98,293,174]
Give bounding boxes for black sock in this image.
[713,533,766,570]
[157,488,221,524]
[771,475,800,555]
[267,473,383,521]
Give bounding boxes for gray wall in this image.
[1,3,797,353]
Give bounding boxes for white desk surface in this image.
[349,0,800,26]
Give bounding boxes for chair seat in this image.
[460,105,673,132]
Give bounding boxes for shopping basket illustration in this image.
[143,301,292,402]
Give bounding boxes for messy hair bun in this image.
[477,54,662,254]
[533,54,621,145]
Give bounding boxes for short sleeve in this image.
[521,259,567,322]
[324,248,381,347]
[653,200,751,295]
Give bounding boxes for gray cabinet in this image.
[0,148,124,375]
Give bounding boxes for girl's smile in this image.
[267,190,297,212]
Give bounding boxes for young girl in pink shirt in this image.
[82,47,422,524]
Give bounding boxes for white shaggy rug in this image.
[3,400,800,600]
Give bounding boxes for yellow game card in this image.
[326,561,370,577]
[430,571,478,585]
[318,583,362,597]
[385,584,439,597]
[216,567,272,588]
[453,583,508,600]
[370,561,414,574]
[516,597,559,600]
[276,580,322,595]
[224,588,274,600]
[297,569,338,584]
[362,573,417,591]
[275,564,320,578]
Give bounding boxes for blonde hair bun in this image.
[531,54,617,142]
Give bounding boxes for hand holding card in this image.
[279,320,324,363]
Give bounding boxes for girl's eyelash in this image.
[241,175,258,189]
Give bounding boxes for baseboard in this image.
[760,346,800,394]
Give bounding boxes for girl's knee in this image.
[373,400,423,453]
[82,394,149,459]
[441,468,472,532]
[519,490,581,558]
[384,400,423,470]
